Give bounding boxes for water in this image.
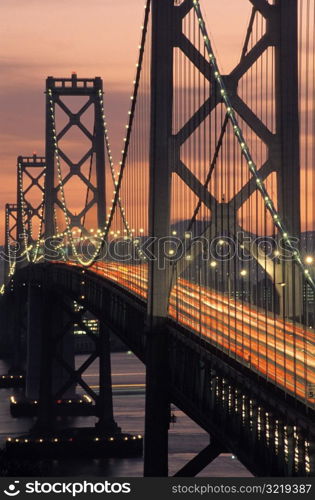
[0,354,251,477]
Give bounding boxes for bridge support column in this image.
[144,0,175,477]
[8,285,26,374]
[25,283,46,399]
[95,322,120,434]
[50,296,75,398]
[26,286,75,403]
[35,289,54,431]
[144,327,170,476]
[24,282,57,431]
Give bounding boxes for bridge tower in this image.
[273,0,301,317]
[145,0,301,476]
[32,75,107,417]
[145,0,174,477]
[16,154,46,264]
[44,74,106,238]
[2,152,45,374]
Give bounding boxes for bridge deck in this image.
[63,261,315,408]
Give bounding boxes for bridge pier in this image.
[11,267,123,436]
[0,284,26,388]
[144,325,170,476]
[33,286,55,431]
[0,282,26,377]
[95,322,120,434]
[8,284,26,374]
[25,283,46,401]
[26,285,75,403]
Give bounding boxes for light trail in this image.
[63,261,315,406]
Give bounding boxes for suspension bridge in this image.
[0,0,314,477]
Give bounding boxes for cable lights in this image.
[46,0,150,267]
[5,0,313,304]
[48,90,110,266]
[17,162,46,264]
[98,0,151,262]
[192,0,315,292]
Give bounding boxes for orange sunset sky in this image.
[0,0,313,240]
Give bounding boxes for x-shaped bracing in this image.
[173,0,277,213]
[54,96,98,233]
[17,155,46,244]
[171,1,296,292]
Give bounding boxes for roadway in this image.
[66,261,315,407]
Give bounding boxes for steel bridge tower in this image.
[16,154,46,263]
[145,0,301,476]
[45,74,106,238]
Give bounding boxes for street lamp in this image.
[305,256,314,265]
